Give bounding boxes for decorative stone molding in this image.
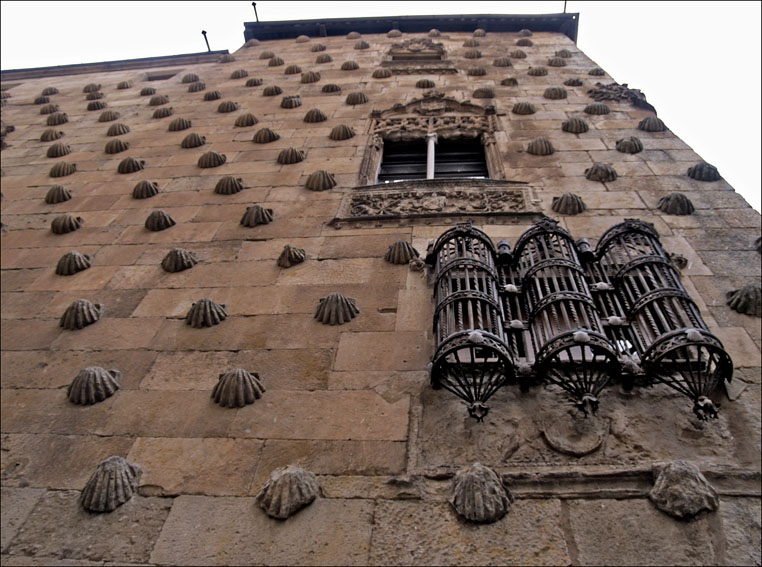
[527,137,554,155]
[230,69,248,79]
[256,466,319,519]
[564,77,583,86]
[277,147,305,164]
[60,298,102,329]
[584,102,610,115]
[186,298,228,328]
[245,78,263,87]
[527,66,548,76]
[47,112,69,125]
[315,292,359,325]
[262,85,283,96]
[301,71,320,83]
[451,463,513,523]
[140,87,157,96]
[329,124,355,140]
[68,367,120,405]
[80,456,141,513]
[217,101,239,113]
[726,284,762,317]
[544,86,568,100]
[284,64,302,75]
[316,54,333,64]
[203,90,222,101]
[303,108,327,123]
[321,83,341,93]
[280,95,302,109]
[341,60,360,71]
[181,73,200,83]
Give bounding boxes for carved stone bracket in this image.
[330,179,540,227]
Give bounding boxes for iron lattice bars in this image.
[427,223,515,420]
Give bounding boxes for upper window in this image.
[378,138,488,183]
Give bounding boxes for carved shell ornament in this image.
[638,116,667,132]
[253,128,280,144]
[301,71,320,83]
[132,180,160,200]
[45,185,73,204]
[463,38,479,47]
[516,38,533,47]
[85,91,104,100]
[552,193,587,215]
[527,66,548,76]
[385,240,419,264]
[117,80,133,89]
[726,284,762,317]
[152,107,174,119]
[493,57,512,67]
[56,250,92,275]
[41,129,65,141]
[212,368,265,408]
[67,367,120,405]
[303,108,327,123]
[268,56,285,67]
[162,248,198,273]
[311,43,327,52]
[140,87,157,96]
[181,73,200,83]
[230,69,248,79]
[188,80,206,91]
[169,117,192,131]
[39,103,58,114]
[296,34,310,43]
[464,49,482,59]
[564,77,583,87]
[218,101,240,113]
[203,90,222,101]
[687,161,721,181]
[473,88,495,99]
[245,78,263,87]
[372,68,392,79]
[341,60,360,71]
[451,463,513,523]
[501,77,519,87]
[104,138,130,154]
[98,110,120,122]
[60,299,103,330]
[512,102,536,115]
[544,87,568,100]
[218,54,236,63]
[240,205,273,227]
[562,117,589,133]
[355,39,370,49]
[589,67,606,76]
[316,54,333,64]
[284,64,302,75]
[180,133,206,148]
[281,95,302,109]
[51,214,83,234]
[584,102,610,115]
[548,57,567,67]
[186,298,228,328]
[215,176,245,195]
[198,151,227,168]
[657,193,695,215]
[47,142,72,158]
[259,51,275,59]
[47,112,69,125]
[315,292,359,325]
[235,113,258,128]
[526,137,555,156]
[42,87,60,95]
[346,31,361,39]
[467,67,487,76]
[256,466,319,519]
[585,162,618,182]
[329,124,355,141]
[387,29,402,38]
[277,147,305,164]
[245,38,260,47]
[106,123,130,136]
[86,101,107,112]
[305,170,337,191]
[416,79,435,89]
[144,210,176,231]
[80,456,141,513]
[149,94,169,106]
[117,157,145,174]
[616,136,643,154]
[277,244,306,268]
[263,85,283,96]
[510,49,527,59]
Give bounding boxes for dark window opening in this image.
[377,140,427,183]
[377,137,488,183]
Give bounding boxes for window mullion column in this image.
[426,132,437,179]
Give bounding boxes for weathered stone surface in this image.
[0,487,46,551]
[80,456,142,512]
[369,500,569,566]
[450,463,513,523]
[150,496,373,565]
[718,497,762,566]
[648,460,719,519]
[334,331,431,371]
[256,465,320,519]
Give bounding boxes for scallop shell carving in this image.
[180,133,206,148]
[354,40,370,50]
[450,463,513,524]
[526,137,555,156]
[140,87,157,96]
[562,117,589,133]
[429,29,441,37]
[152,107,174,119]
[60,298,102,330]
[474,27,487,36]
[230,69,248,79]
[161,248,198,273]
[262,85,283,96]
[212,368,265,408]
[87,101,107,111]
[144,210,176,232]
[186,298,228,328]
[464,49,482,59]
[564,77,583,86]
[80,456,141,513]
[240,205,274,227]
[168,117,192,131]
[589,67,606,76]
[277,147,305,165]
[726,284,762,317]
[259,51,275,59]
[346,31,361,39]
[117,80,133,89]
[301,71,321,83]
[215,176,245,195]
[584,102,610,115]
[467,67,487,76]
[47,112,69,126]
[473,87,495,99]
[316,54,333,64]
[657,193,694,215]
[35,95,51,104]
[512,102,536,115]
[203,90,222,101]
[463,39,479,47]
[387,29,402,38]
[244,38,260,47]
[311,44,327,52]
[256,466,319,519]
[547,57,567,67]
[188,82,206,92]
[519,29,533,36]
[322,83,341,93]
[305,170,336,191]
[284,64,302,75]
[638,116,667,132]
[85,91,104,100]
[253,128,280,144]
[385,241,419,264]
[218,54,236,63]
[67,367,120,405]
[281,95,302,109]
[98,110,120,122]
[45,185,73,204]
[345,92,368,105]
[268,57,285,67]
[493,57,512,67]
[235,113,259,127]
[329,124,355,141]
[117,157,145,174]
[181,73,200,84]
[341,61,360,71]
[303,108,327,123]
[104,138,130,154]
[245,78,263,87]
[83,83,101,93]
[132,180,160,199]
[544,87,568,100]
[47,142,72,158]
[501,77,519,87]
[42,87,60,96]
[277,244,306,268]
[552,193,587,215]
[295,34,310,43]
[51,214,83,234]
[416,79,435,89]
[56,250,91,275]
[41,129,65,141]
[315,292,359,325]
[50,161,77,178]
[616,136,644,154]
[527,66,548,76]
[687,161,721,181]
[517,38,533,47]
[106,123,130,136]
[585,162,618,182]
[39,103,59,114]
[510,49,527,59]
[198,151,227,168]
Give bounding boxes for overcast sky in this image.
[1,1,760,212]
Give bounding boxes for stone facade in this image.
[1,14,760,566]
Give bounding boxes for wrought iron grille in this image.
[426,218,733,421]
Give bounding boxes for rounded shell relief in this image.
[256,466,319,519]
[80,456,142,513]
[67,366,121,405]
[451,462,513,523]
[212,368,265,408]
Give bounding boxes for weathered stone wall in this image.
[1,25,759,566]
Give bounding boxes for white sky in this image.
[1,1,760,212]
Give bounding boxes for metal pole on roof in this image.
[252,2,259,22]
[563,1,567,13]
[201,30,211,52]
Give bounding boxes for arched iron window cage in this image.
[426,218,733,421]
